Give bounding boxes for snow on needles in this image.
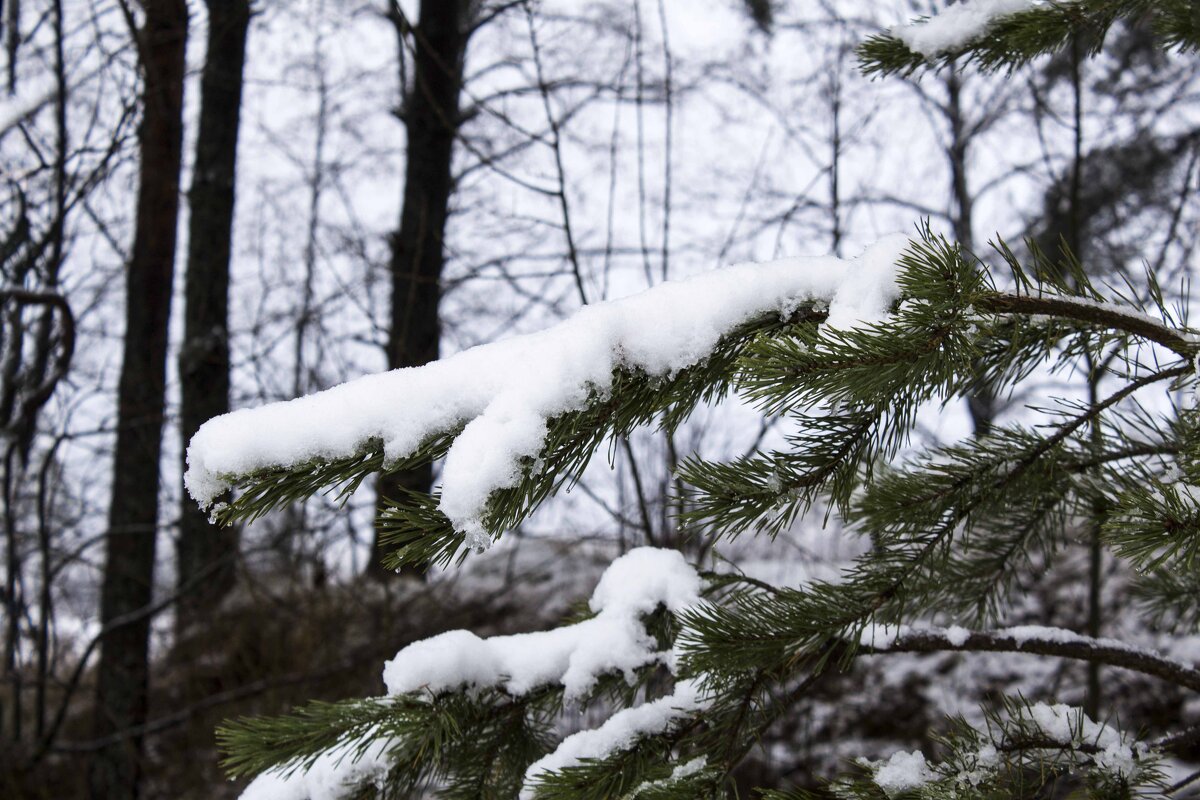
[239,737,394,800]
[870,750,937,797]
[519,679,710,800]
[894,0,1048,58]
[186,236,908,545]
[868,705,1136,797]
[382,547,701,702]
[242,549,706,800]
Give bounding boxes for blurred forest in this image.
[0,0,1199,797]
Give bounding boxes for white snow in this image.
[256,550,702,800]
[382,548,701,703]
[858,623,912,649]
[862,623,1165,661]
[1027,702,1119,747]
[957,743,1000,787]
[185,237,909,545]
[1024,704,1136,776]
[944,625,971,647]
[239,736,394,800]
[894,0,1046,58]
[871,750,937,797]
[867,705,1138,797]
[519,679,711,800]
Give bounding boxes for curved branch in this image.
[976,292,1196,358]
[0,289,76,422]
[861,626,1200,693]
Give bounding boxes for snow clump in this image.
[381,547,702,703]
[870,750,937,797]
[186,237,909,547]
[894,0,1051,58]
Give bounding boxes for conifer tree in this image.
[189,2,1200,798]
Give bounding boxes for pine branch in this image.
[861,626,1200,693]
[976,291,1197,358]
[216,308,827,566]
[859,0,1199,78]
[1131,568,1200,632]
[678,409,882,538]
[682,364,1188,680]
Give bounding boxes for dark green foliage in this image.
[859,0,1200,78]
[780,698,1163,800]
[220,692,553,799]
[1131,567,1200,632]
[214,431,458,527]
[678,409,883,538]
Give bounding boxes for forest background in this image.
[1,0,1198,797]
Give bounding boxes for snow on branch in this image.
[859,624,1200,692]
[864,701,1141,797]
[233,549,706,800]
[239,737,395,800]
[519,679,710,800]
[382,548,701,703]
[892,0,1047,58]
[186,237,909,546]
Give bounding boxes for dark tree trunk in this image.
[176,0,250,634]
[89,2,187,797]
[371,0,469,579]
[945,65,996,437]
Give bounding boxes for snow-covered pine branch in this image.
[226,549,712,800]
[186,237,908,551]
[859,624,1200,692]
[214,220,1200,799]
[860,0,1200,78]
[206,4,1200,794]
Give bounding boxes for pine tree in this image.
[192,3,1200,798]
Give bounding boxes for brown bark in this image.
[371,0,470,579]
[176,0,250,634]
[89,2,187,797]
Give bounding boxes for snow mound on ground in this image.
[185,237,909,545]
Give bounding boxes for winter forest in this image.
[3,0,1200,798]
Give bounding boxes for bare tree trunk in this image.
[945,64,995,437]
[90,2,187,797]
[176,0,250,634]
[371,0,469,579]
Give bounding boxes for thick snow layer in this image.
[239,737,393,800]
[382,548,701,703]
[894,0,1044,58]
[519,679,710,800]
[186,237,908,544]
[255,550,701,800]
